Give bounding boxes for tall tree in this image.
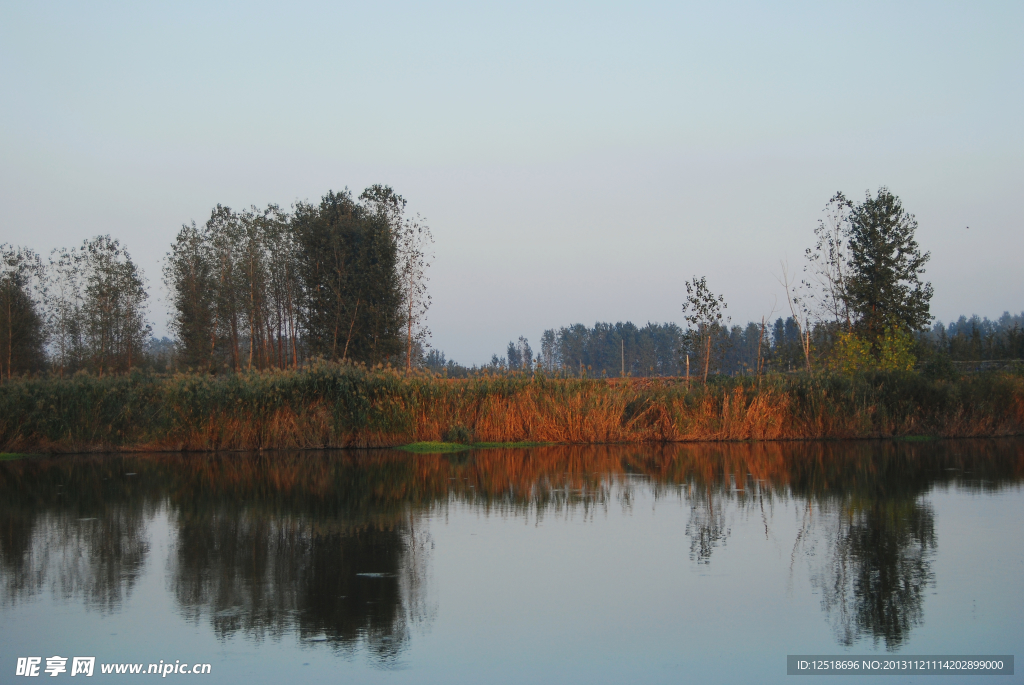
[0,245,46,380]
[293,189,404,364]
[165,222,216,371]
[804,192,854,328]
[207,205,245,370]
[79,236,150,375]
[845,188,933,341]
[361,185,433,373]
[261,205,301,369]
[396,215,433,374]
[45,246,87,377]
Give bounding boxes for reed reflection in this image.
[0,439,1020,655]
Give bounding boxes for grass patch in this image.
[398,442,473,454]
[0,452,34,461]
[898,435,938,442]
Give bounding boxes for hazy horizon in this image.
[3,1,1021,365]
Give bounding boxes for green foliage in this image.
[0,245,46,379]
[681,276,729,383]
[43,237,150,376]
[827,328,916,375]
[846,188,933,340]
[827,331,873,375]
[163,187,421,373]
[442,424,472,444]
[877,327,917,371]
[164,221,217,370]
[293,189,405,365]
[81,236,150,375]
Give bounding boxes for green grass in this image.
[897,435,938,442]
[0,452,34,461]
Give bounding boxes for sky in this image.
[2,1,1021,365]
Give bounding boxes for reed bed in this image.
[1,363,1022,453]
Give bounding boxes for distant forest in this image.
[427,312,1024,378]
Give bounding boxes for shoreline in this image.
[3,434,1022,460]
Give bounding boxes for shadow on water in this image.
[0,439,1021,656]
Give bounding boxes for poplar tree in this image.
[165,222,216,371]
[79,236,150,375]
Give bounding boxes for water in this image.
[1,440,1021,683]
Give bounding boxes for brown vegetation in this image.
[1,364,1022,453]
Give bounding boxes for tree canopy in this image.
[845,188,933,339]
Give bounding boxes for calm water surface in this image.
[1,440,1021,683]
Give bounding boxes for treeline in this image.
[525,319,802,377]
[443,187,1019,379]
[1,238,150,380]
[165,186,430,373]
[456,311,1023,380]
[0,185,432,381]
[924,313,1024,361]
[460,317,864,378]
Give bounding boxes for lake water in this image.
[1,440,1021,683]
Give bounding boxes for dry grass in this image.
[1,364,1022,452]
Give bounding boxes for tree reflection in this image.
[0,439,1020,655]
[809,499,935,650]
[685,485,730,564]
[169,511,430,661]
[0,459,151,611]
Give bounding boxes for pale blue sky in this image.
[2,1,1021,363]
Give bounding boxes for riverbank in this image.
[1,363,1022,453]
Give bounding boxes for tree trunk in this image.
[703,334,711,385]
[406,270,414,374]
[342,297,360,362]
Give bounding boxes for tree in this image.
[779,261,813,373]
[45,246,87,377]
[539,329,557,372]
[206,204,245,370]
[682,276,728,384]
[391,208,433,374]
[506,340,521,370]
[0,245,46,380]
[358,185,433,373]
[803,192,854,328]
[79,236,150,375]
[845,188,933,342]
[165,222,216,371]
[293,189,405,364]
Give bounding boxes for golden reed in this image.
[1,365,1022,452]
